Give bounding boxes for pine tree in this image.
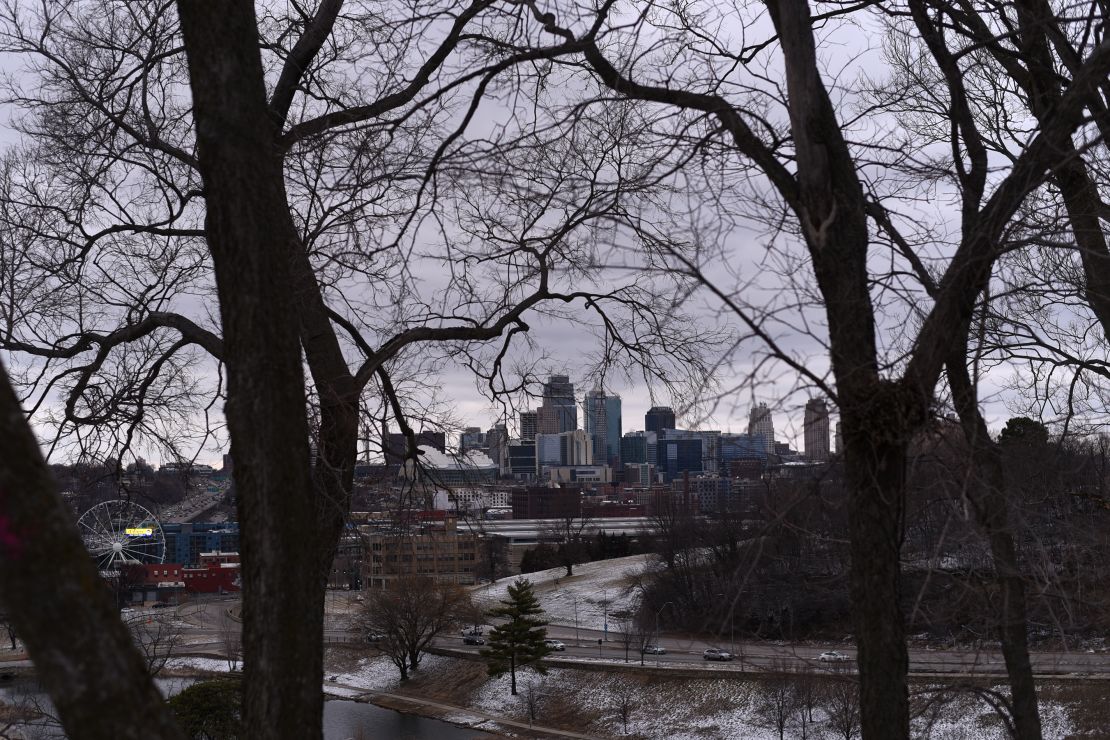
[480,578,551,695]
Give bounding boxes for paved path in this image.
[326,679,600,739]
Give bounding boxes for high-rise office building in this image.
[535,429,593,473]
[621,430,657,465]
[656,437,703,482]
[539,374,576,433]
[519,410,538,441]
[459,427,485,453]
[583,389,622,466]
[645,406,676,433]
[661,429,720,475]
[803,398,831,462]
[583,389,608,463]
[747,403,775,454]
[605,394,622,467]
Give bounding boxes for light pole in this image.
[654,601,674,644]
[572,595,580,647]
[718,593,738,668]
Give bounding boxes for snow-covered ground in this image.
[165,656,239,672]
[465,666,1077,739]
[167,648,1082,738]
[475,554,656,630]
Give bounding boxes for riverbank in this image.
[320,647,1110,739]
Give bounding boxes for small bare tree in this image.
[219,617,242,672]
[614,617,637,663]
[758,661,800,740]
[361,575,469,680]
[793,669,821,740]
[824,676,862,740]
[0,611,16,651]
[125,612,183,678]
[613,683,638,735]
[521,679,545,726]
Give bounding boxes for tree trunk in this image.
[510,653,517,695]
[176,4,322,739]
[948,356,1042,740]
[840,401,911,739]
[0,363,185,740]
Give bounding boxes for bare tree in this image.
[219,616,243,673]
[613,617,636,663]
[125,611,183,678]
[360,575,469,680]
[757,661,799,740]
[0,611,16,651]
[0,3,711,736]
[0,364,182,737]
[490,4,1110,737]
[521,679,546,726]
[612,682,638,735]
[824,676,862,740]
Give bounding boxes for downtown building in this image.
[747,403,776,455]
[583,388,622,468]
[803,398,831,462]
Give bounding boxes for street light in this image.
[718,593,738,669]
[572,595,580,647]
[655,601,674,642]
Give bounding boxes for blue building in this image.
[162,522,240,567]
[656,438,703,482]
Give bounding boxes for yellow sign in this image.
[125,527,153,536]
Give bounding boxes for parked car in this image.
[818,651,851,662]
[703,648,733,661]
[544,639,566,651]
[151,602,170,609]
[463,635,485,646]
[365,633,387,643]
[642,645,667,655]
[119,607,135,614]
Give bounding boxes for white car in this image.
[818,650,851,662]
[543,639,566,651]
[642,645,667,655]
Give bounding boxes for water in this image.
[0,677,495,739]
[324,699,495,739]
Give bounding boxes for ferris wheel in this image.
[77,500,166,570]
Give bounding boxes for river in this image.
[0,676,495,739]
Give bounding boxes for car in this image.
[703,648,733,661]
[463,635,485,646]
[119,607,136,614]
[543,639,566,651]
[818,651,851,662]
[151,602,170,609]
[365,633,387,643]
[642,645,667,655]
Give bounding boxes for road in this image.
[161,596,1110,678]
[439,622,1110,677]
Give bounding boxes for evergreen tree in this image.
[481,578,551,695]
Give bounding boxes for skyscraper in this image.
[583,389,608,465]
[803,398,831,461]
[519,410,538,441]
[539,374,576,433]
[605,393,622,467]
[747,403,775,454]
[645,406,675,433]
[583,389,623,467]
[459,427,484,453]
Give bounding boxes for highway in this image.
[167,597,1110,678]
